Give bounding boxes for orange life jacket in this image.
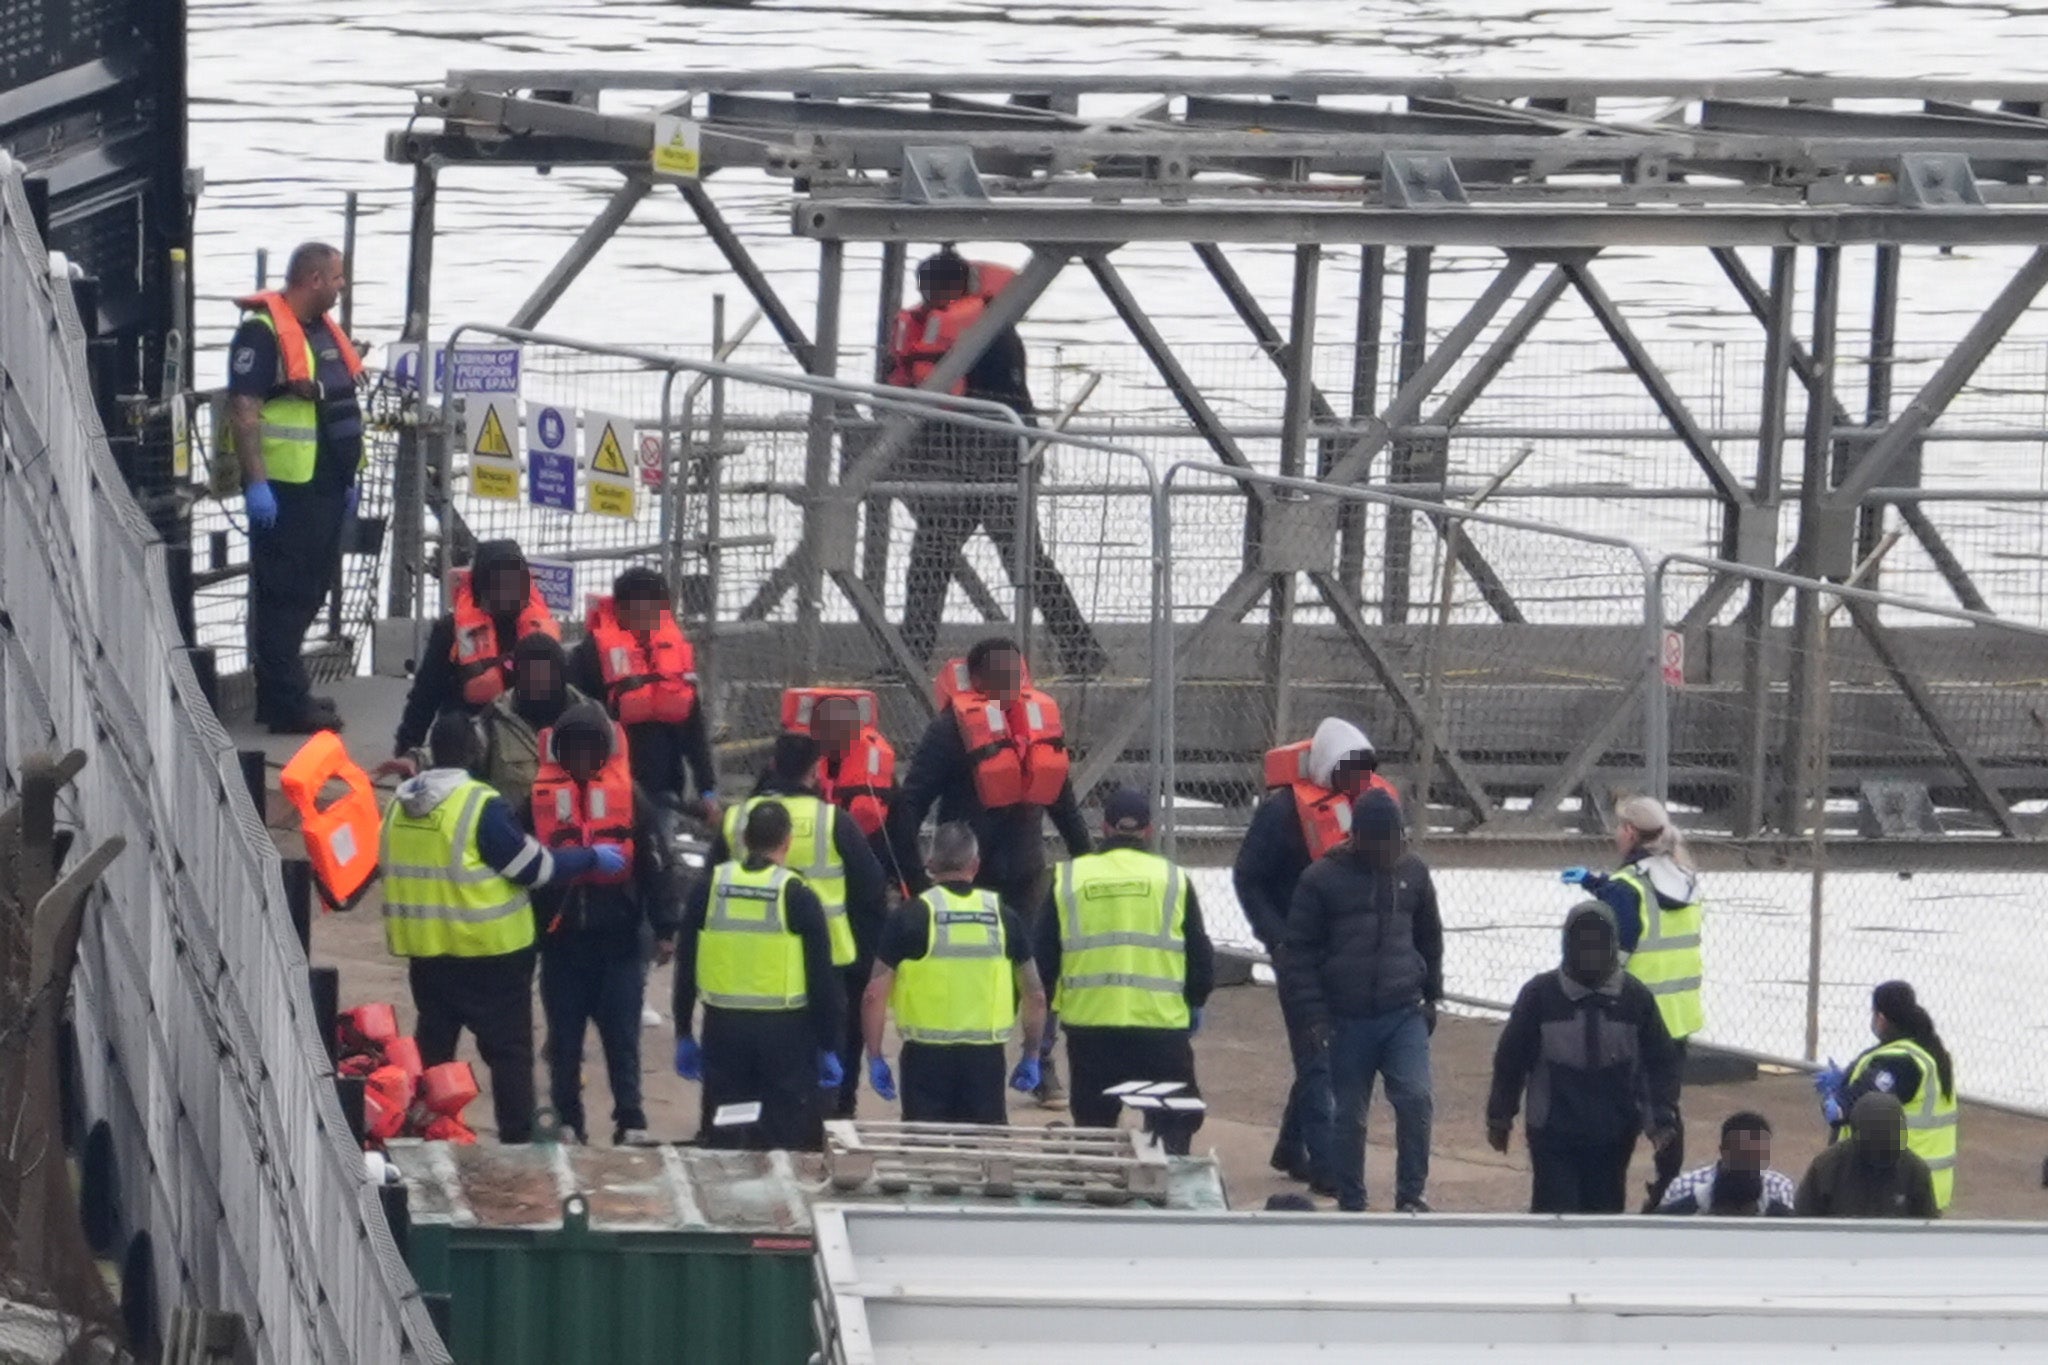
[1263,741,1401,860]
[531,721,636,887]
[933,655,1035,710]
[450,568,559,706]
[280,731,381,910]
[231,290,365,384]
[887,262,1017,393]
[363,1064,415,1144]
[586,596,698,726]
[783,688,897,836]
[951,687,1069,810]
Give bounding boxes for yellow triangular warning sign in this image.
[590,423,631,477]
[474,404,513,458]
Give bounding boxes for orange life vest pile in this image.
[336,1003,481,1147]
[937,657,1070,810]
[782,687,897,837]
[531,719,636,909]
[1263,740,1401,859]
[887,260,1018,394]
[587,595,699,725]
[450,567,559,705]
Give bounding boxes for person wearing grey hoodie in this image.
[1486,901,1682,1214]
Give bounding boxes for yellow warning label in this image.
[471,456,518,501]
[590,423,631,477]
[588,480,636,519]
[473,404,514,458]
[652,115,701,179]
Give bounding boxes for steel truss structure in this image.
[389,73,2048,839]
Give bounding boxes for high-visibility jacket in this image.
[951,688,1070,811]
[892,886,1015,1046]
[1846,1039,1958,1210]
[1612,864,1705,1040]
[723,796,855,967]
[280,730,381,909]
[449,568,559,706]
[530,721,635,889]
[587,596,699,726]
[781,688,897,838]
[380,777,535,958]
[1262,741,1400,860]
[887,262,1017,392]
[698,861,809,1011]
[1053,846,1190,1030]
[231,291,364,485]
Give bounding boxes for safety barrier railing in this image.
[0,155,447,1362]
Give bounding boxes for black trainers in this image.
[1395,1196,1433,1214]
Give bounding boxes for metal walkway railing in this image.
[0,154,447,1362]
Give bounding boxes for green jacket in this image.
[476,686,594,808]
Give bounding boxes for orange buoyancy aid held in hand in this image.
[531,721,636,886]
[231,290,366,384]
[887,261,1019,393]
[950,684,1070,811]
[1263,741,1400,860]
[782,688,897,837]
[280,730,382,909]
[450,568,559,706]
[587,596,699,725]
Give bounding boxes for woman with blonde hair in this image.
[1562,794,1704,1206]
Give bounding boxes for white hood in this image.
[395,768,470,819]
[1639,853,1701,906]
[1307,717,1374,788]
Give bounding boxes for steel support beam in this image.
[797,239,845,673]
[1782,247,1840,838]
[507,175,649,330]
[1280,244,1321,479]
[1088,253,1258,479]
[389,161,438,617]
[1860,245,1901,568]
[678,178,815,369]
[1735,246,1796,837]
[861,241,907,594]
[832,568,941,715]
[1386,248,1432,625]
[1340,246,1384,591]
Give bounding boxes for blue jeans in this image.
[1329,1005,1433,1211]
[1275,980,1335,1184]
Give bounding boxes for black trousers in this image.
[248,481,345,721]
[830,963,868,1120]
[1646,1037,1689,1207]
[1528,1134,1637,1214]
[410,948,537,1143]
[539,937,646,1140]
[984,867,1058,1062]
[1065,1025,1202,1155]
[699,1006,822,1152]
[900,1041,1009,1125]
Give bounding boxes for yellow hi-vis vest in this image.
[380,777,535,958]
[698,861,809,1011]
[725,795,853,967]
[1053,846,1190,1030]
[1846,1038,1958,1210]
[892,887,1015,1046]
[1613,864,1705,1040]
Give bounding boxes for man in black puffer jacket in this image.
[1280,789,1443,1213]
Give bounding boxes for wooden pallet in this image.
[823,1120,1171,1204]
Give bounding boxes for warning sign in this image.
[1660,629,1685,688]
[652,114,701,179]
[583,410,637,520]
[526,403,578,512]
[466,397,520,501]
[638,431,665,488]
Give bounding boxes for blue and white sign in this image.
[525,402,578,511]
[447,345,522,396]
[382,342,455,396]
[528,558,575,616]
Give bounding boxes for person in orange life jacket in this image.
[228,242,362,735]
[804,693,898,865]
[889,248,1105,677]
[672,801,847,1152]
[387,540,559,770]
[392,713,624,1143]
[1233,717,1384,1193]
[889,636,1091,1106]
[518,702,679,1146]
[731,734,891,1119]
[568,566,719,814]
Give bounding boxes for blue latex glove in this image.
[868,1056,897,1102]
[818,1049,845,1091]
[592,845,629,879]
[1189,1007,1205,1036]
[1560,866,1592,886]
[1822,1093,1844,1125]
[343,483,360,521]
[1009,1055,1042,1094]
[245,480,278,532]
[1813,1058,1848,1096]
[673,1035,702,1081]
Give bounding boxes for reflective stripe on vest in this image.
[379,779,535,958]
[893,887,1015,1045]
[1053,847,1190,1029]
[698,862,808,1010]
[724,797,855,968]
[1614,866,1706,1040]
[1847,1039,1959,1210]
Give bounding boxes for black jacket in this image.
[1279,845,1443,1029]
[711,778,891,967]
[1033,839,1217,1013]
[1487,968,1681,1146]
[671,858,846,1050]
[887,710,1091,901]
[567,637,718,802]
[394,613,511,754]
[520,782,680,959]
[1231,787,1315,953]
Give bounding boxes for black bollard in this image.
[237,749,267,818]
[279,860,314,956]
[378,1181,412,1262]
[335,1075,367,1147]
[308,967,340,1066]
